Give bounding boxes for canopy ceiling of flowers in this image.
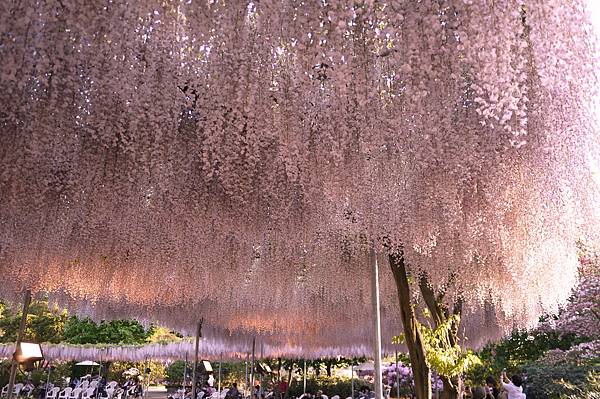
[0,0,598,356]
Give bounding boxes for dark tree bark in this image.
[326,360,332,377]
[418,274,463,399]
[389,251,432,399]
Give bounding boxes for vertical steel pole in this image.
[370,248,383,399]
[45,364,52,399]
[218,354,222,393]
[8,290,32,399]
[250,338,256,398]
[145,357,151,399]
[191,320,203,399]
[183,352,188,393]
[245,354,249,397]
[351,365,354,399]
[302,361,306,395]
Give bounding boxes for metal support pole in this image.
[245,355,249,398]
[250,338,256,398]
[370,248,383,399]
[191,319,204,399]
[218,354,222,393]
[183,352,188,393]
[302,360,307,395]
[350,365,354,399]
[45,364,52,399]
[8,290,32,399]
[145,358,151,399]
[258,343,263,399]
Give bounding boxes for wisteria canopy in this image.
[0,340,349,362]
[0,0,599,357]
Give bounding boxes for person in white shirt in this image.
[500,371,526,399]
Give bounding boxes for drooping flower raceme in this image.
[0,0,598,355]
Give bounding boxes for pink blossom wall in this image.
[0,0,598,355]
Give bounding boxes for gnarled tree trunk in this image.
[419,274,463,399]
[389,252,431,399]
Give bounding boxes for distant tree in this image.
[63,317,150,345]
[147,326,183,344]
[0,299,67,343]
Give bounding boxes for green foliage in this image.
[63,317,150,345]
[0,360,12,387]
[147,327,182,344]
[0,300,153,346]
[466,329,586,385]
[271,357,366,378]
[107,361,139,383]
[523,361,600,398]
[165,360,188,386]
[0,300,68,343]
[287,376,372,398]
[420,315,481,378]
[394,315,481,380]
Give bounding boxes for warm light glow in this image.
[15,343,43,363]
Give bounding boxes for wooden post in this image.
[7,290,32,399]
[370,248,383,399]
[191,319,204,399]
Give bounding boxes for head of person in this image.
[511,374,523,387]
[485,376,497,388]
[316,391,322,397]
[232,383,237,388]
[471,387,486,399]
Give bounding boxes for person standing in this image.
[225,383,240,399]
[276,380,288,399]
[485,376,499,399]
[500,371,525,399]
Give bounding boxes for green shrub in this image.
[523,361,600,399]
[287,376,372,399]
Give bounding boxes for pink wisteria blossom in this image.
[0,0,598,354]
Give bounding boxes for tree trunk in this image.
[286,362,294,399]
[439,376,458,399]
[326,360,332,377]
[389,252,431,399]
[418,274,462,399]
[8,290,32,399]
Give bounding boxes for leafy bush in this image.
[287,376,372,399]
[466,329,586,386]
[522,361,600,399]
[165,360,189,387]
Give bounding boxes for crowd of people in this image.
[470,372,526,399]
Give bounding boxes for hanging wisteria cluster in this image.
[0,0,598,355]
[0,340,372,362]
